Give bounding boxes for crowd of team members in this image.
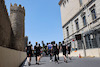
[25,41,71,66]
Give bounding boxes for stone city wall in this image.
[0,0,12,48]
[0,46,26,67]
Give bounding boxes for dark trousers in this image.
[57,54,59,60]
[50,53,52,60]
[49,50,52,60]
[54,53,58,62]
[35,55,37,63]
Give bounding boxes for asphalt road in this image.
[23,57,100,67]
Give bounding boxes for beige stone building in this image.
[59,0,100,57]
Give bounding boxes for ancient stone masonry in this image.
[10,3,25,51]
[25,36,28,47]
[0,0,26,51]
[0,0,12,48]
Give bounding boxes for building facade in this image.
[59,0,100,57]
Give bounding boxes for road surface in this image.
[22,56,100,67]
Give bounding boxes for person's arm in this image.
[60,46,62,50]
[66,45,68,50]
[51,45,53,50]
[25,47,27,52]
[34,46,35,49]
[47,45,48,51]
[30,45,33,54]
[31,45,33,50]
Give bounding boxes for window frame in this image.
[81,12,87,26]
[89,5,97,20]
[75,19,79,31]
[63,0,66,7]
[66,26,69,37]
[79,0,83,6]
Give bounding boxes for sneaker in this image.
[28,62,31,66]
[50,60,52,62]
[55,61,59,64]
[28,62,29,66]
[69,57,71,60]
[37,63,39,65]
[36,63,39,65]
[65,60,67,63]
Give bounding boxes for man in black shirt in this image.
[61,41,67,63]
[26,41,33,66]
[38,44,42,61]
[57,46,59,60]
[52,41,59,64]
[34,42,40,65]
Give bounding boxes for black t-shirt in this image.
[34,45,40,53]
[27,44,32,51]
[53,44,57,52]
[67,44,71,50]
[27,46,31,51]
[62,44,66,52]
[26,44,32,55]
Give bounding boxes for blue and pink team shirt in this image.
[48,44,53,50]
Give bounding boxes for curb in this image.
[79,56,95,58]
[19,57,27,67]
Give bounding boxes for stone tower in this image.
[10,3,25,51]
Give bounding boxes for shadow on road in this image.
[39,61,46,62]
[67,61,73,63]
[28,63,46,66]
[58,62,63,64]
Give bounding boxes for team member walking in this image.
[52,42,59,64]
[34,42,40,65]
[67,44,71,60]
[47,43,53,62]
[39,44,42,62]
[57,45,59,60]
[26,41,33,66]
[61,41,67,63]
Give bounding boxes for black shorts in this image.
[68,47,71,54]
[57,49,59,55]
[68,50,70,54]
[36,52,40,56]
[27,51,32,57]
[48,50,52,54]
[63,50,66,55]
[38,51,41,56]
[53,50,57,55]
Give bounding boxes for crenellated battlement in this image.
[10,3,25,9]
[10,3,25,16]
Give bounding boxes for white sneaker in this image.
[50,60,52,62]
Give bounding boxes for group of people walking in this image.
[26,41,42,66]
[25,41,71,66]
